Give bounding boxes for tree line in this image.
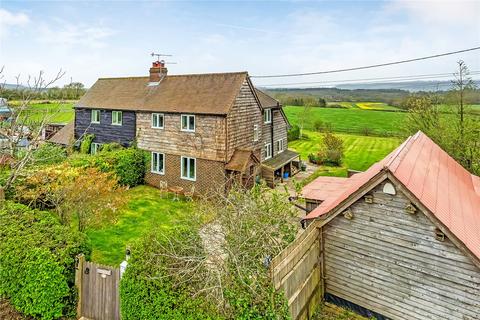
[1,82,86,101]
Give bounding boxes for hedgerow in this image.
[0,202,91,319]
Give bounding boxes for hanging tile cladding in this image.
[74,108,136,146]
[145,153,226,195]
[272,109,288,154]
[136,112,227,162]
[226,80,263,161]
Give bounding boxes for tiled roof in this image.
[225,149,258,173]
[255,88,280,109]
[76,72,249,115]
[303,131,480,260]
[48,121,74,145]
[262,150,299,170]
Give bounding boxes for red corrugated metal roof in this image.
[303,131,480,260]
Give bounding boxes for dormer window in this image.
[181,114,195,132]
[264,109,272,124]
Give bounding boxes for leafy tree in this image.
[287,124,300,141]
[317,132,344,166]
[15,163,126,231]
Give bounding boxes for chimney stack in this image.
[149,60,167,82]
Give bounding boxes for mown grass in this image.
[86,185,194,266]
[284,106,405,136]
[289,130,401,175]
[22,102,75,123]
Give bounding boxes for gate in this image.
[75,254,121,320]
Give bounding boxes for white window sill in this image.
[151,126,164,129]
[111,123,123,126]
[181,129,195,133]
[181,176,196,181]
[91,121,100,124]
[151,170,165,175]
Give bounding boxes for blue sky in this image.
[1,0,479,87]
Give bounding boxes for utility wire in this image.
[258,71,480,88]
[250,46,480,78]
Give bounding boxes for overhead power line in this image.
[250,46,480,78]
[257,71,480,88]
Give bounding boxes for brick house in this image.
[74,60,299,194]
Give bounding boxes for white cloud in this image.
[0,9,30,38]
[37,20,115,49]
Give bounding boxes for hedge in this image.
[69,147,147,187]
[0,202,90,319]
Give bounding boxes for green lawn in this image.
[23,102,75,123]
[284,106,405,136]
[86,185,194,266]
[290,130,401,173]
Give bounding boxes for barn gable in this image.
[323,179,480,319]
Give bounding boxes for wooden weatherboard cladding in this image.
[75,108,136,146]
[136,112,227,162]
[322,180,480,320]
[226,80,263,161]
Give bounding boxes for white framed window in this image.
[91,109,100,124]
[264,109,272,124]
[253,124,259,142]
[276,139,285,154]
[91,142,101,155]
[112,111,123,126]
[181,114,195,132]
[181,156,196,181]
[264,143,272,160]
[151,113,164,129]
[151,152,165,174]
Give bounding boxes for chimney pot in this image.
[149,60,167,83]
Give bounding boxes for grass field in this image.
[86,185,194,266]
[290,130,401,173]
[23,102,74,123]
[327,101,401,111]
[284,105,405,136]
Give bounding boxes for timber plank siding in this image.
[75,108,136,146]
[323,180,480,320]
[226,80,263,161]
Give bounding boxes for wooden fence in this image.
[270,221,323,320]
[75,254,121,320]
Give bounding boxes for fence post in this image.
[75,254,85,318]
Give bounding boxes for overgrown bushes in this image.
[0,202,90,319]
[120,185,296,319]
[287,124,300,141]
[308,132,344,166]
[69,147,147,187]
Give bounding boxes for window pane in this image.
[182,116,187,129]
[159,154,164,172]
[159,115,163,128]
[152,153,157,171]
[189,116,195,130]
[189,158,195,178]
[182,157,188,177]
[152,114,157,127]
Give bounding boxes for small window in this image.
[151,152,165,174]
[91,110,100,124]
[152,113,164,129]
[264,143,272,160]
[276,139,285,154]
[112,111,123,126]
[264,109,272,124]
[91,142,101,155]
[181,114,195,132]
[181,156,196,181]
[253,124,259,142]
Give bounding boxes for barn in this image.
[274,131,480,320]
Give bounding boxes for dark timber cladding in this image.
[74,108,136,146]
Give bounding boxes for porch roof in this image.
[262,149,299,170]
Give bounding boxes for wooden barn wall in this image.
[137,112,227,162]
[226,81,263,162]
[271,222,323,320]
[272,109,288,155]
[75,108,136,146]
[323,180,480,320]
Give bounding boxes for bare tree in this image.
[0,67,66,188]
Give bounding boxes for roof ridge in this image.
[98,71,248,81]
[384,134,414,170]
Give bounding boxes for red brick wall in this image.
[144,153,226,195]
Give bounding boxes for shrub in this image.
[120,228,219,320]
[317,132,344,166]
[31,143,67,166]
[308,153,320,164]
[0,202,90,319]
[361,126,373,136]
[80,134,94,154]
[313,119,324,132]
[287,124,300,141]
[69,147,147,187]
